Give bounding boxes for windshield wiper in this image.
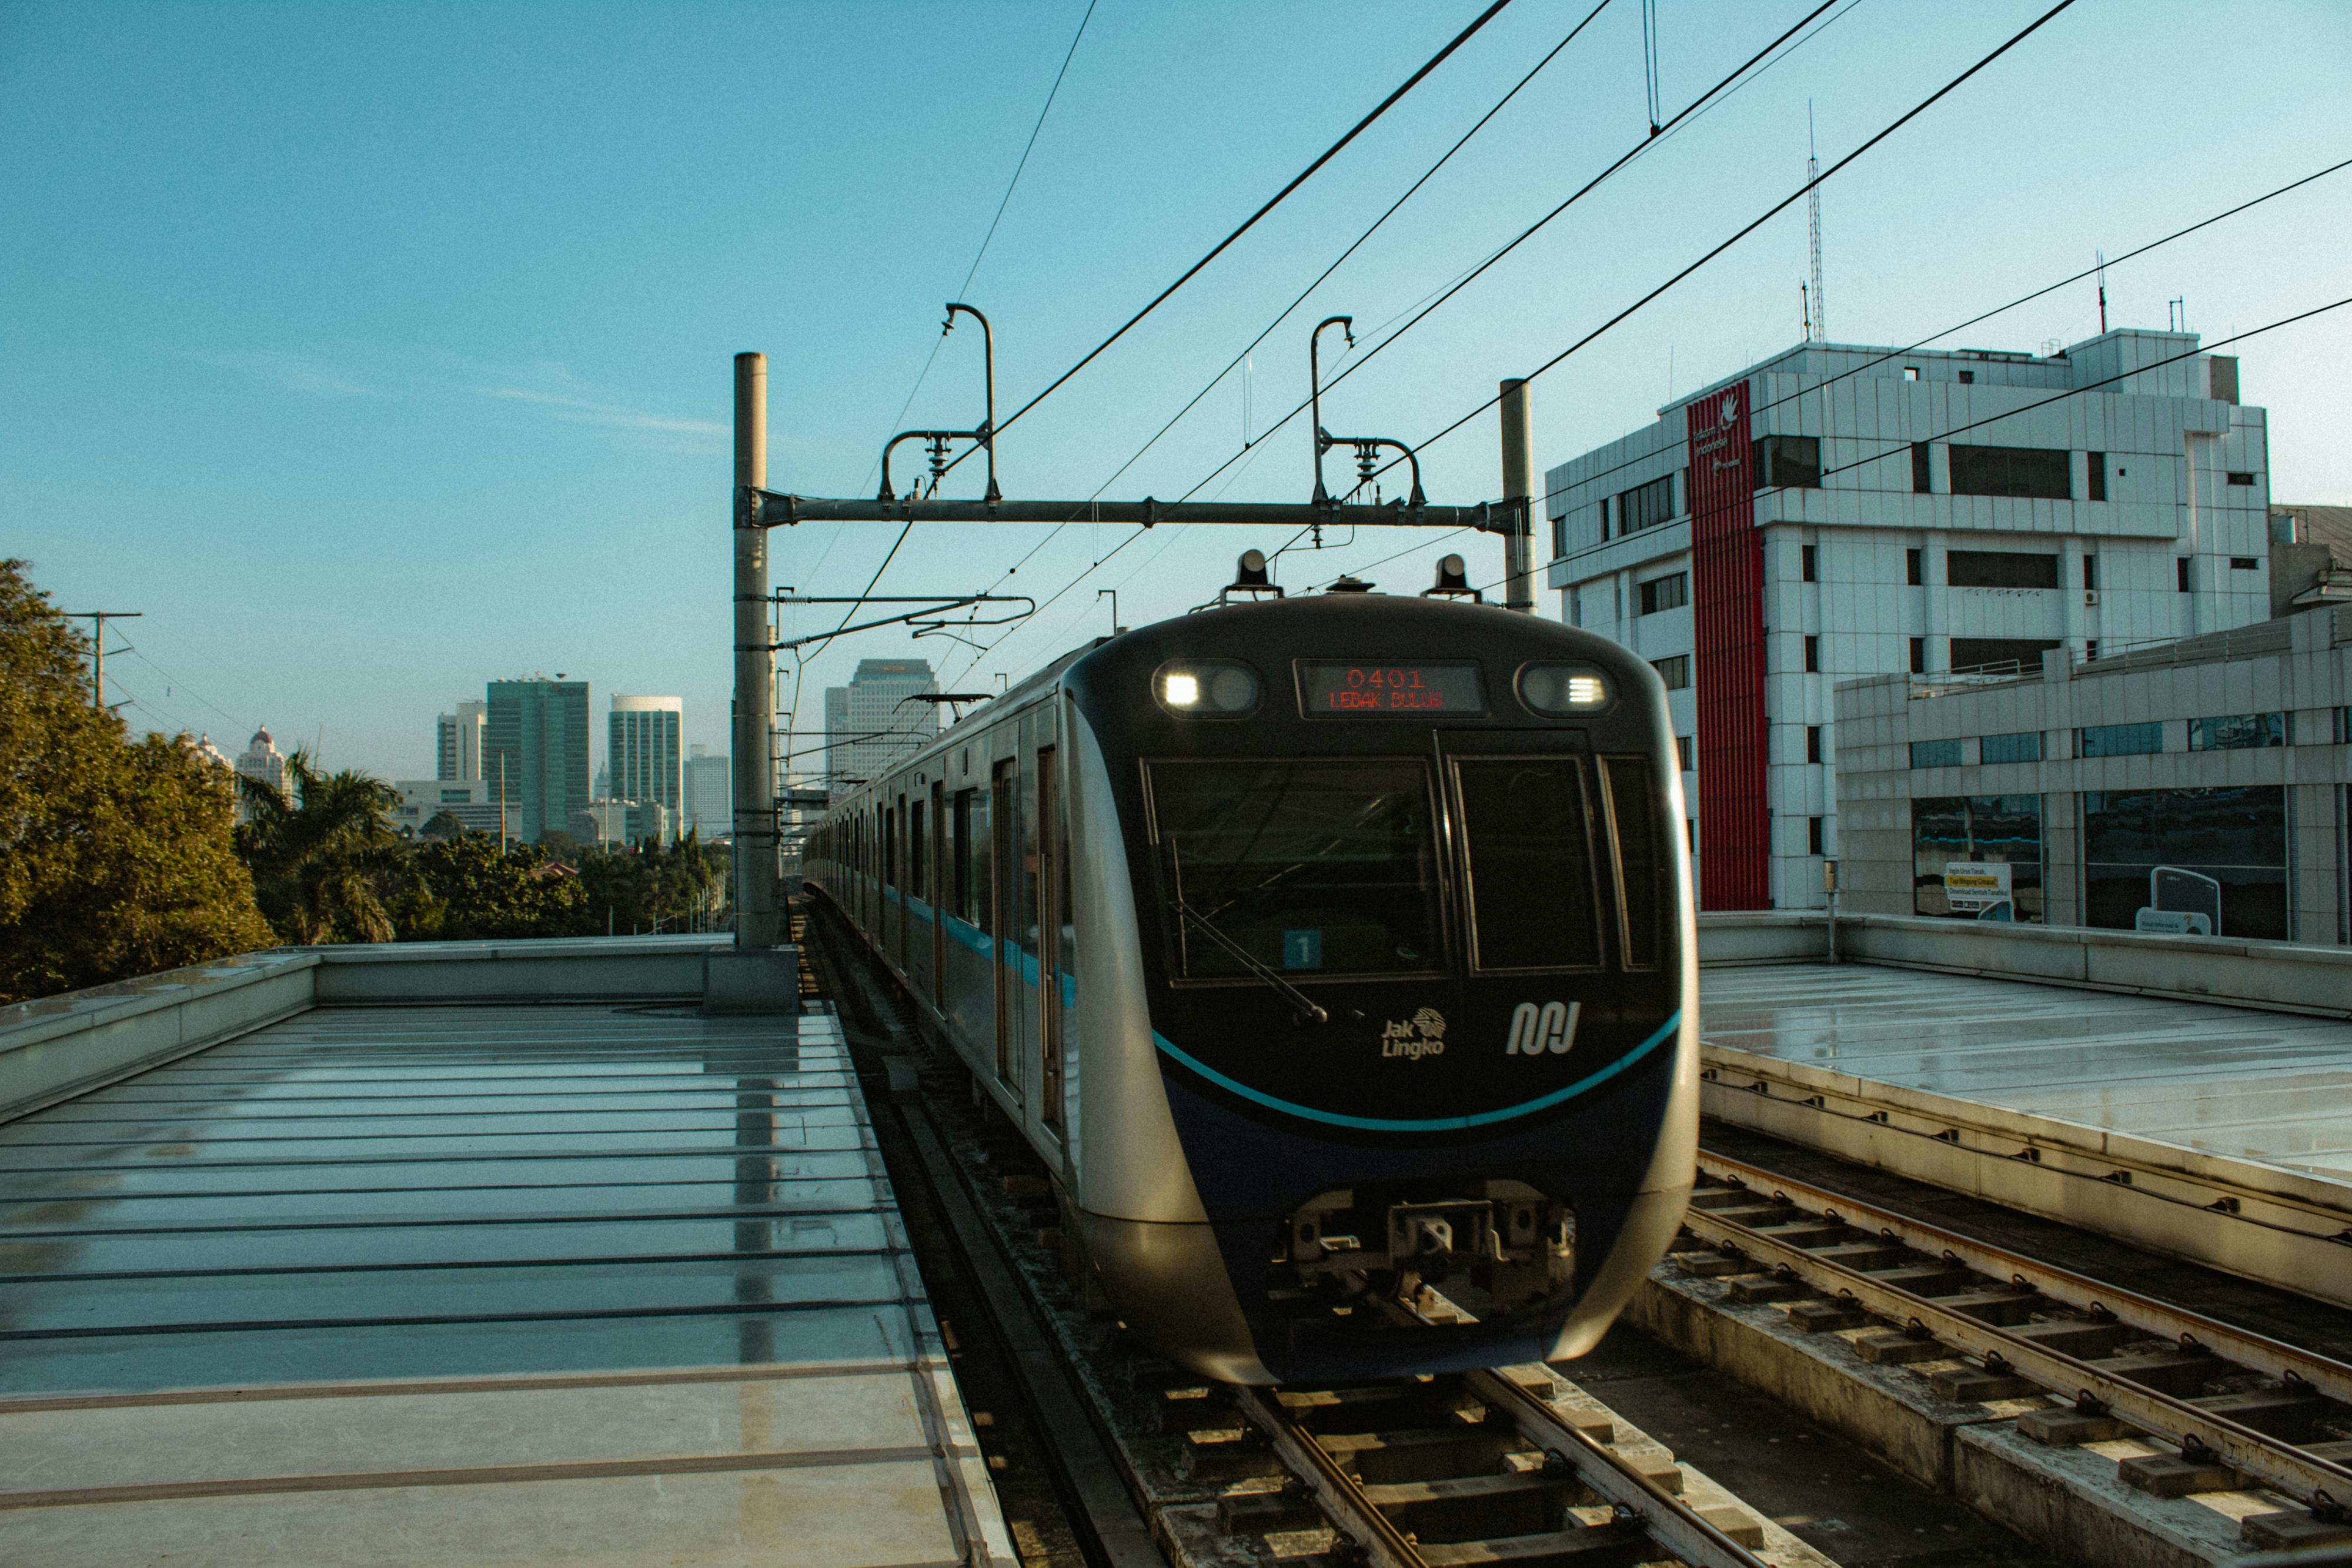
[1172,897,1329,1026]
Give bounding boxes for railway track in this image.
[799,897,1818,1568]
[1677,1146,2352,1556]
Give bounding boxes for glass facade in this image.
[2187,712,2284,751]
[1910,738,1963,768]
[2079,721,2165,758]
[1980,731,2042,764]
[2082,786,2287,941]
[1912,795,2043,922]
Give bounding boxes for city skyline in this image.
[8,2,2349,780]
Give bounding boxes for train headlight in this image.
[1154,660,1260,718]
[1518,662,1612,716]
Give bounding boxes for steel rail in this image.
[1467,1369,1774,1568]
[1699,1149,2352,1409]
[1677,1183,2352,1510]
[1237,1387,1427,1568]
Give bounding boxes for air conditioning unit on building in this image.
[2084,590,2100,606]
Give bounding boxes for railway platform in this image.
[0,941,1009,1567]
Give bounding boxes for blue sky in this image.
[6,0,2348,781]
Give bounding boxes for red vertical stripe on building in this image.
[1686,381,1769,910]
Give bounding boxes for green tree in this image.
[403,831,584,940]
[419,809,466,841]
[575,831,731,935]
[0,559,274,1002]
[235,753,404,943]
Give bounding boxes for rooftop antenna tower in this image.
[2096,250,2107,333]
[1805,102,1825,342]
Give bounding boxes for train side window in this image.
[910,800,928,905]
[968,785,994,934]
[1599,757,1662,971]
[1452,757,1602,971]
[882,805,897,890]
[952,790,975,922]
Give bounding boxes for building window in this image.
[2230,556,2260,570]
[2227,471,2256,486]
[1676,735,1693,771]
[1598,496,1611,539]
[1957,370,1975,384]
[2084,785,2286,940]
[2079,721,2164,758]
[1801,544,1818,582]
[1909,637,1927,674]
[1980,731,2041,764]
[1651,654,1690,690]
[1903,366,1919,381]
[1910,738,1964,768]
[1808,815,1825,855]
[1949,637,2059,674]
[1911,442,1931,494]
[1946,550,2060,589]
[1906,547,1924,586]
[2189,713,2284,751]
[2087,452,2106,502]
[1913,794,2043,922]
[1551,513,1566,559]
[1806,725,1823,764]
[1617,473,1678,535]
[2082,554,2099,590]
[1803,636,1820,673]
[1755,434,1821,490]
[2084,639,2099,661]
[1638,571,1689,615]
[2177,557,2193,593]
[1947,443,2071,499]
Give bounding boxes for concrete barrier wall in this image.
[0,951,320,1122]
[1,935,741,1122]
[1700,910,2352,1018]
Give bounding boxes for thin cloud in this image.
[474,382,726,436]
[197,349,375,397]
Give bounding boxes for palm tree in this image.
[234,751,402,944]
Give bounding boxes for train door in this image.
[930,781,947,1011]
[1035,747,1063,1132]
[990,757,1018,1093]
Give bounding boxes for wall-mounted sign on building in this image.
[1942,861,2012,914]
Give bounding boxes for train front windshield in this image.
[1149,760,1444,981]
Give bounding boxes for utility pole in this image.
[1498,379,1536,614]
[733,352,780,950]
[497,756,507,854]
[65,611,141,707]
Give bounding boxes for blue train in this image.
[803,573,1696,1383]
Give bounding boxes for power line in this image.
[1449,295,2352,606]
[944,0,1617,636]
[821,1,1102,593]
[1545,152,2352,506]
[1168,0,1843,508]
[1372,0,2081,474]
[953,0,1846,679]
[937,0,1521,476]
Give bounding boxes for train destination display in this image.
[1297,660,1485,717]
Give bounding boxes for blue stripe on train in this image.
[1150,1012,1681,1132]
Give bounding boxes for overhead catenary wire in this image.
[1449,294,2352,604]
[951,0,1847,683]
[1536,151,2352,508]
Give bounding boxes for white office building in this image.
[390,779,517,842]
[1544,328,2271,912]
[436,701,486,783]
[608,696,682,840]
[684,744,730,840]
[823,659,938,795]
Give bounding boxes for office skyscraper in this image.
[609,696,683,838]
[823,658,938,791]
[684,743,730,839]
[436,700,486,781]
[484,677,590,844]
